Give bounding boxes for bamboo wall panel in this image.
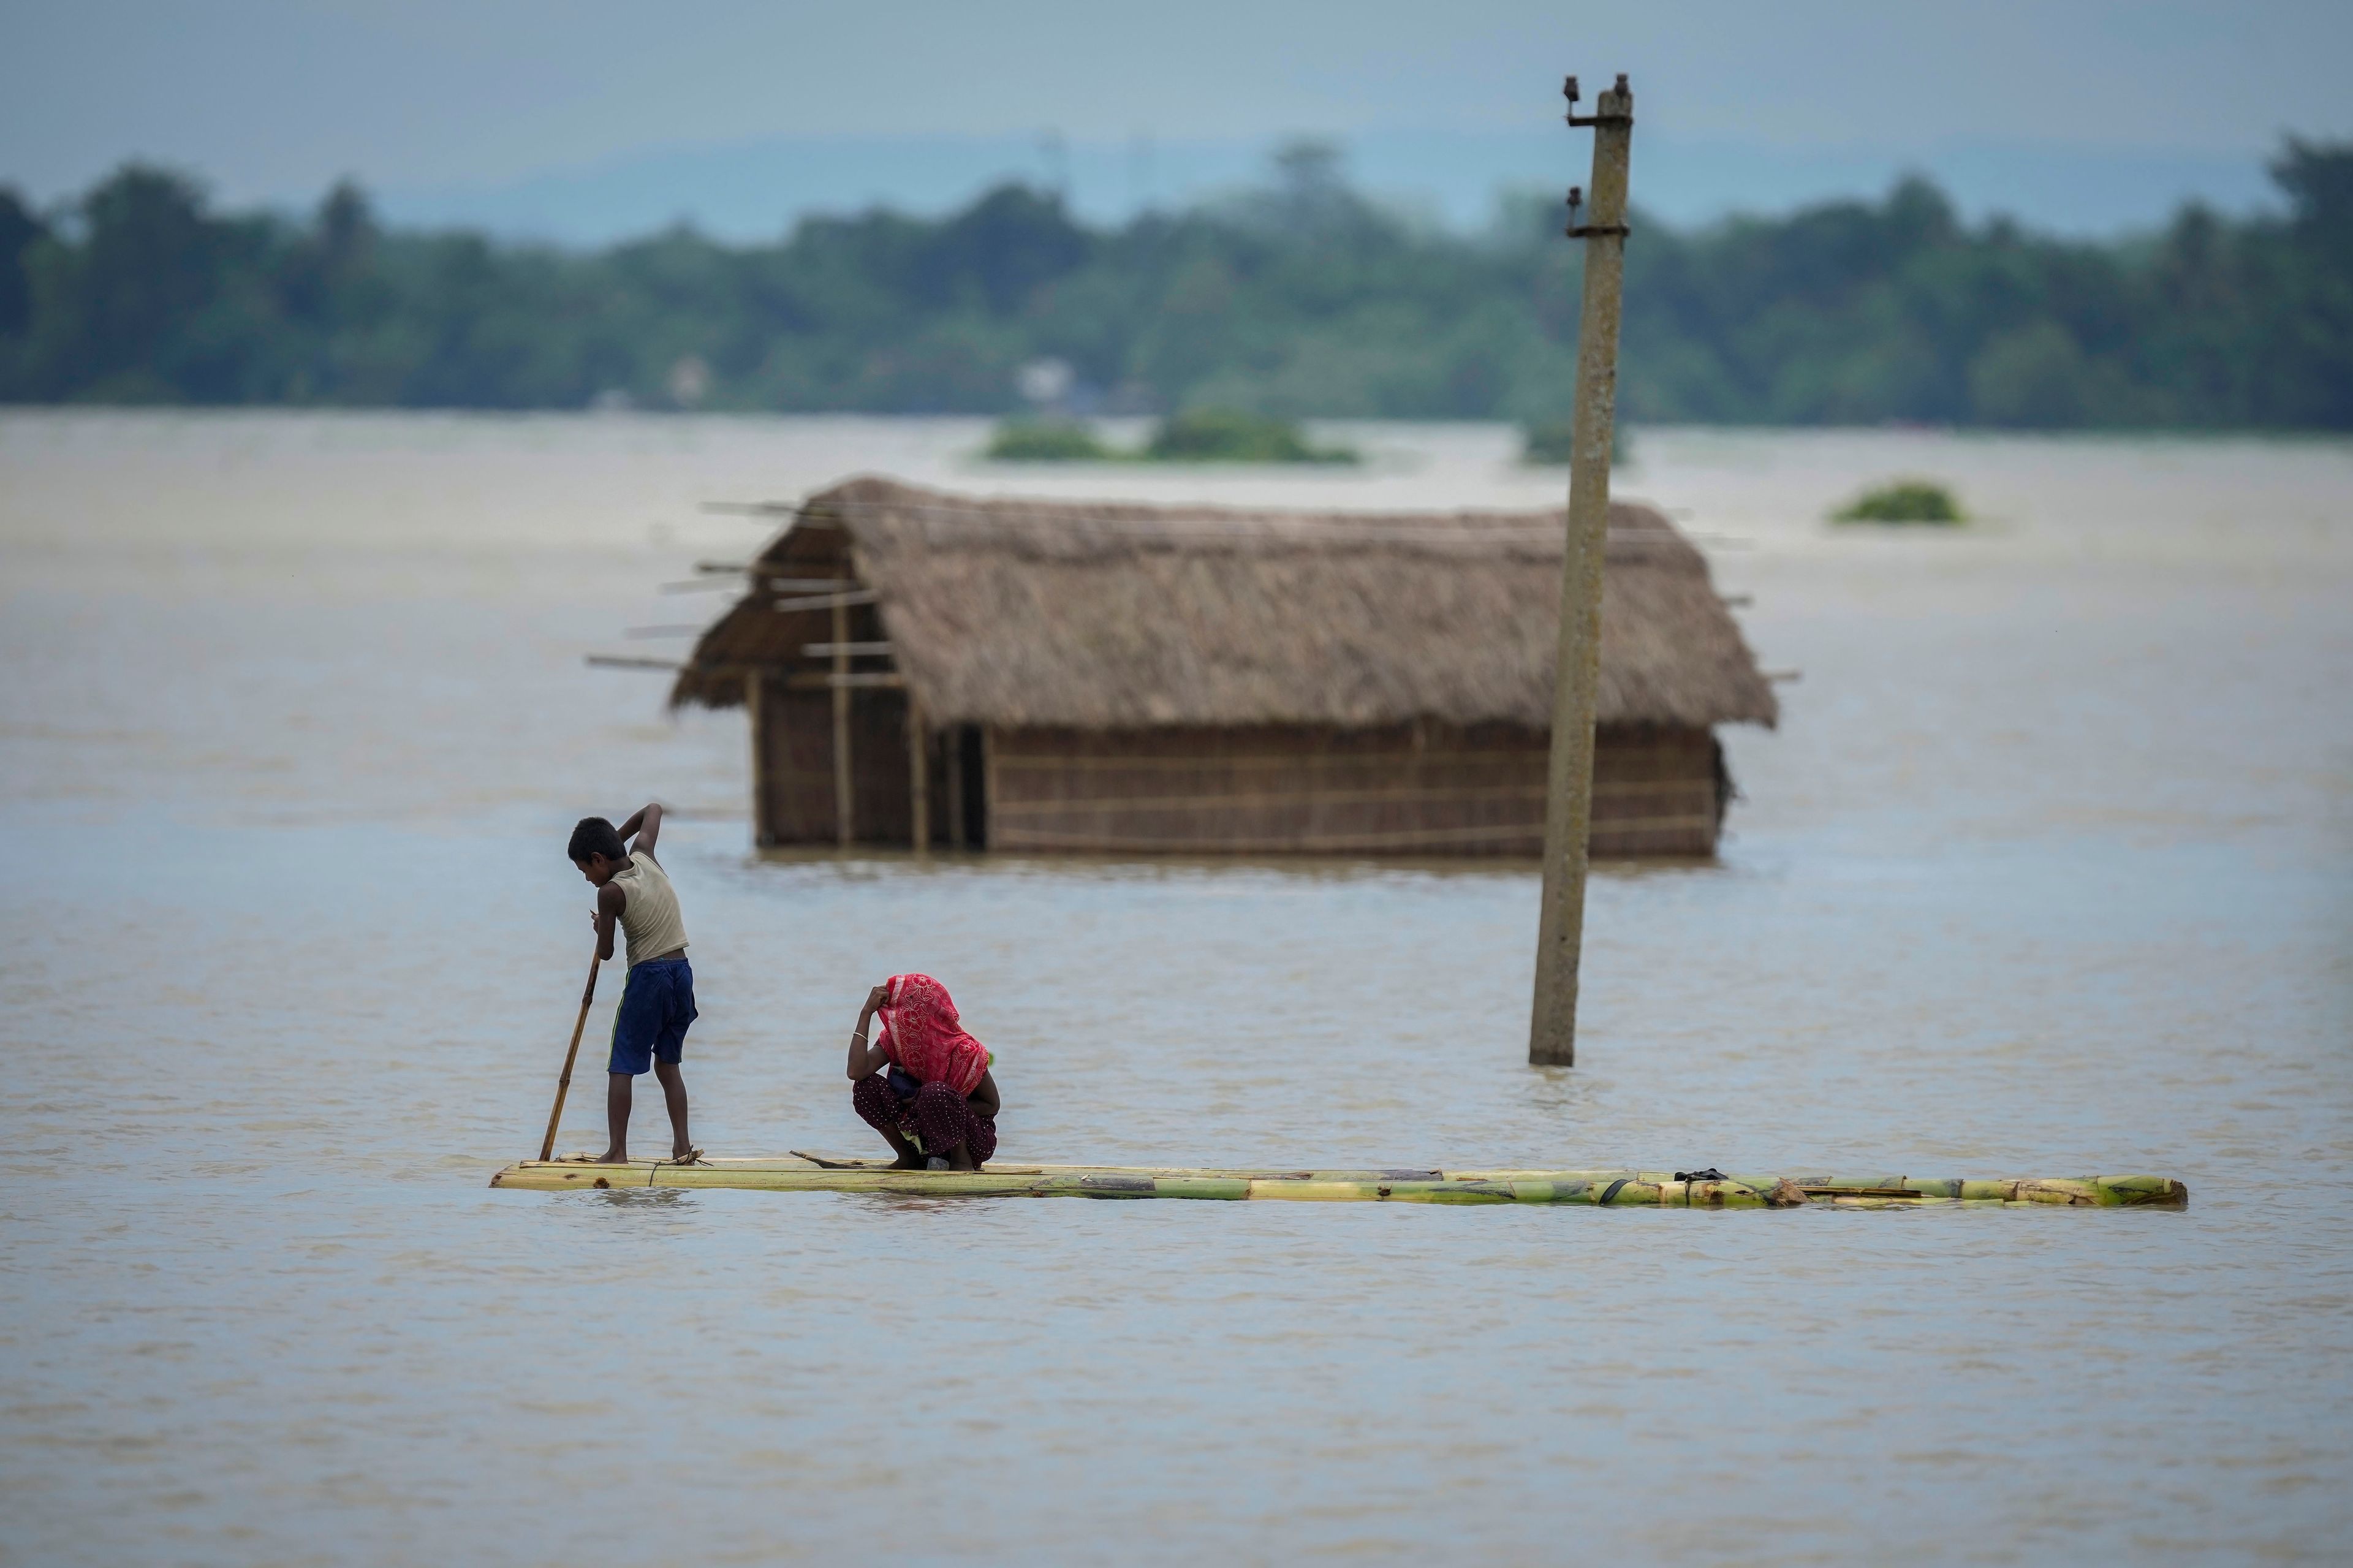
[757,687,835,845]
[847,691,912,845]
[984,724,1722,857]
[754,681,953,847]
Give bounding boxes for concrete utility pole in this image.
[1529,72,1634,1068]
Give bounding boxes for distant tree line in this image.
[1,138,2347,428]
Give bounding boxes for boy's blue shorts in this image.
[608,956,696,1075]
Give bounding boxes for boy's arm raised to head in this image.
[593,882,625,963]
[615,802,664,860]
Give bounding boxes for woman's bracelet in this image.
[851,1030,868,1045]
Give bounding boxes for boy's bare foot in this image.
[595,1148,629,1164]
[671,1146,703,1165]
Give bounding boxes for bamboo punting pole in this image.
[535,953,603,1163]
[491,1157,2186,1208]
[1531,72,1636,1068]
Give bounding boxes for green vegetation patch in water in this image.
[1143,407,1358,465]
[1832,479,1966,525]
[1520,420,1632,468]
[983,420,1117,461]
[983,407,1358,465]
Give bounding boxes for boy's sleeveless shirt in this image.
[612,850,689,965]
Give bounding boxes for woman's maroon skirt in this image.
[852,1072,998,1165]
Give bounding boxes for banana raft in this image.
[490,1156,2188,1207]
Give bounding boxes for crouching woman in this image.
[846,974,1001,1170]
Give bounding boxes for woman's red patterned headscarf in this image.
[879,974,990,1097]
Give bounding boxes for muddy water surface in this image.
[2,413,2349,1563]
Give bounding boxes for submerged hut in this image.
[670,476,1776,857]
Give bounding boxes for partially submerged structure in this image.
[671,476,1776,857]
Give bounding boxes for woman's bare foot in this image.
[876,1124,926,1168]
[595,1148,629,1164]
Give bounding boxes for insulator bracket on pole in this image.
[1563,74,1635,128]
[1564,186,1631,240]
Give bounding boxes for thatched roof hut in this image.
[673,475,1775,857]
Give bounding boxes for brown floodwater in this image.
[2,411,2349,1563]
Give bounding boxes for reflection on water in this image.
[1,413,2349,1562]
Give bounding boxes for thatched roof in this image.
[672,475,1776,732]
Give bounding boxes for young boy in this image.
[567,803,697,1164]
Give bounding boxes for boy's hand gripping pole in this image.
[538,952,603,1161]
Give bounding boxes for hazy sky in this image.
[9,1,2351,235]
